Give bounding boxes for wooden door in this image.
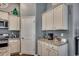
[21,16,35,55]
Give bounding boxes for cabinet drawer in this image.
[48,44,58,51]
[0,11,8,20]
[9,39,20,53]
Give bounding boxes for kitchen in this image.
[0,3,78,56]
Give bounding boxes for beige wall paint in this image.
[0,3,20,15]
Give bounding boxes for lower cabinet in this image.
[9,38,20,54]
[37,39,68,56]
[42,42,49,56]
[48,48,58,56]
[37,40,42,56]
[9,15,20,31]
[0,47,10,56]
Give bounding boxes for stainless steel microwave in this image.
[0,20,8,28]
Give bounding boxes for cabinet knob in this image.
[22,37,24,39]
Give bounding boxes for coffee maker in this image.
[48,33,53,40]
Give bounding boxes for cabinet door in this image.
[0,11,8,20]
[54,4,68,30]
[54,5,63,30]
[16,17,20,30]
[42,13,47,30]
[0,47,9,56]
[46,10,54,30]
[9,15,20,30]
[58,44,68,56]
[42,42,49,56]
[9,39,20,53]
[48,48,58,56]
[38,40,42,56]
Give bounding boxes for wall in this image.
[0,3,20,15]
[20,3,36,16]
[36,3,47,39]
[36,3,47,54]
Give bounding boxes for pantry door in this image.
[21,16,36,55]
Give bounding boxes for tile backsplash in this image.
[0,28,20,38]
[42,30,69,40]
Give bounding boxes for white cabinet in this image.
[37,39,68,56]
[41,42,49,56]
[9,15,20,31]
[46,10,54,30]
[48,44,58,56]
[0,47,10,56]
[42,13,47,30]
[53,4,68,30]
[0,11,8,20]
[42,10,54,30]
[9,38,20,54]
[38,40,49,56]
[42,4,68,30]
[37,40,42,56]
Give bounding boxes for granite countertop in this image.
[38,38,67,46]
[8,38,20,40]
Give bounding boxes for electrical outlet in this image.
[61,33,64,37]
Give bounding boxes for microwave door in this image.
[5,21,8,27]
[0,21,4,28]
[0,21,8,28]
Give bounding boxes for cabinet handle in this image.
[52,47,53,48]
[22,37,24,39]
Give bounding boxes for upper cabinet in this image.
[0,11,8,20]
[53,4,68,30]
[46,10,54,30]
[42,12,47,30]
[9,15,20,31]
[42,10,54,30]
[42,4,68,30]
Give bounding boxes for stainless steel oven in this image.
[0,34,9,48]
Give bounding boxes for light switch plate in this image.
[61,33,64,37]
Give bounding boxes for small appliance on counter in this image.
[53,36,67,46]
[0,33,9,47]
[9,32,17,38]
[48,33,54,40]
